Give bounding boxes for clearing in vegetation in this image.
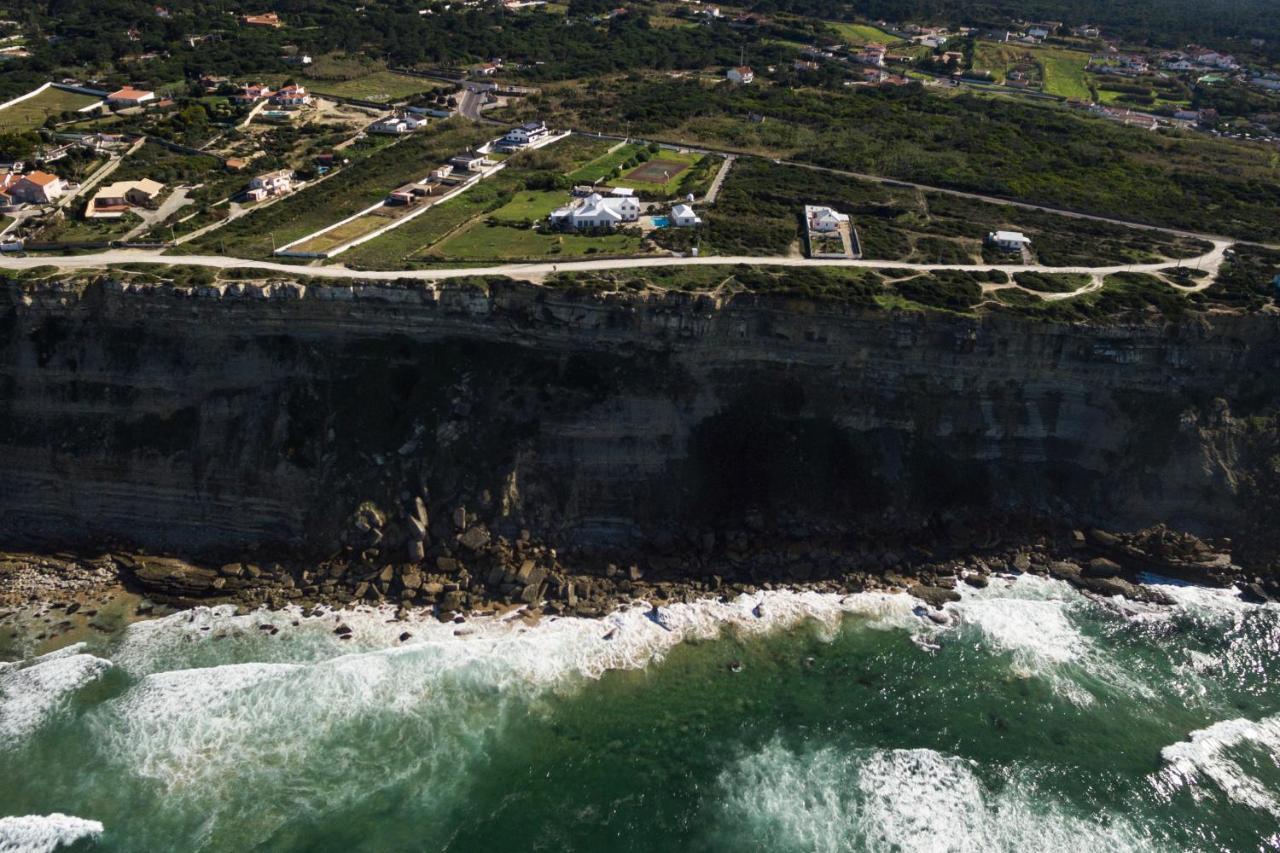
[625,158,690,184]
[0,86,99,131]
[826,22,899,45]
[972,42,1093,100]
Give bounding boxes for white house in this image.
[246,169,294,200]
[271,84,311,108]
[550,192,640,229]
[726,65,754,84]
[671,203,701,226]
[450,151,487,172]
[106,86,156,107]
[503,120,549,146]
[988,230,1031,251]
[430,165,454,181]
[370,115,416,134]
[805,205,848,232]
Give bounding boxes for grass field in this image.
[622,151,706,194]
[972,41,1093,100]
[0,86,99,130]
[826,22,898,45]
[489,190,566,223]
[428,220,642,260]
[296,70,443,103]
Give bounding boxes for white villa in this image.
[246,169,294,201]
[988,230,1032,251]
[370,113,429,134]
[271,84,311,109]
[671,203,701,226]
[550,192,641,229]
[503,120,549,146]
[805,205,849,232]
[726,66,755,84]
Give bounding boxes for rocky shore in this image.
[2,517,1271,642]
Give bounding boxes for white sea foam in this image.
[1155,715,1280,815]
[82,589,924,847]
[0,813,103,853]
[0,645,112,742]
[718,739,1155,852]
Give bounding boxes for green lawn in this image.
[0,86,99,130]
[827,22,898,45]
[622,150,710,196]
[428,220,643,261]
[489,190,566,223]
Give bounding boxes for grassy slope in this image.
[0,87,98,130]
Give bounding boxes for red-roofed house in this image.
[234,83,273,104]
[727,66,754,84]
[9,171,65,204]
[107,86,156,107]
[271,84,311,108]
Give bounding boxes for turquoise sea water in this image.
[2,575,1279,852]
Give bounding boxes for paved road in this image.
[0,242,1231,297]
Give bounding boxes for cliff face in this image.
[1,276,1277,564]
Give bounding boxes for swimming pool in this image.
[649,216,671,228]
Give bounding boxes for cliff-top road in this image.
[0,239,1232,300]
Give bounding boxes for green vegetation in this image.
[548,78,1280,241]
[0,86,98,130]
[289,213,391,254]
[489,190,566,224]
[1013,272,1090,293]
[991,271,1190,322]
[972,42,1092,101]
[1190,246,1280,312]
[294,70,443,103]
[567,143,647,184]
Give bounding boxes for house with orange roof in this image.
[8,171,65,204]
[106,86,156,107]
[242,11,282,27]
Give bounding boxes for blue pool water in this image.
[650,216,671,228]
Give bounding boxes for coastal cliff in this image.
[1,274,1278,606]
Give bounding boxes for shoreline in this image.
[2,522,1270,659]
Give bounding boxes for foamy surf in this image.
[716,739,1155,852]
[1154,715,1280,815]
[0,813,103,853]
[0,644,112,743]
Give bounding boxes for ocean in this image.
[1,574,1278,852]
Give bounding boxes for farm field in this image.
[622,150,707,195]
[427,220,643,260]
[566,143,645,184]
[288,212,391,254]
[0,86,99,130]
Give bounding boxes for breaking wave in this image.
[1154,715,1280,815]
[717,740,1155,853]
[0,645,112,743]
[0,813,103,853]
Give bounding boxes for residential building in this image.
[450,151,487,172]
[106,86,156,107]
[9,171,64,204]
[430,165,454,181]
[806,205,848,232]
[987,230,1031,251]
[245,169,294,201]
[85,179,164,218]
[234,83,273,104]
[242,12,282,27]
[856,44,887,67]
[549,192,641,229]
[671,203,701,226]
[503,120,549,146]
[271,84,311,108]
[726,66,754,84]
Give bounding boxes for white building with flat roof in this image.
[988,230,1032,251]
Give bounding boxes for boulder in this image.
[1084,558,1122,579]
[457,526,491,552]
[401,571,423,590]
[908,584,961,609]
[407,539,425,562]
